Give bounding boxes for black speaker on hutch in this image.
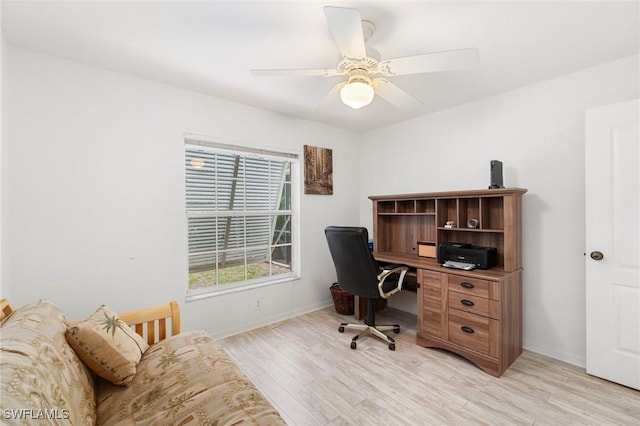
[489,160,504,189]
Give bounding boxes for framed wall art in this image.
[303,145,333,195]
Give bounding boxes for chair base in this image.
[339,322,400,351]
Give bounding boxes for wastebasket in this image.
[329,283,354,315]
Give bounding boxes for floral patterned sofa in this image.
[0,299,285,425]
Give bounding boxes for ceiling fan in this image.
[251,6,479,111]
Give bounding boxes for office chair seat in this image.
[324,226,409,351]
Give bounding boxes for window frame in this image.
[184,134,301,301]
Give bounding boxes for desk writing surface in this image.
[373,251,516,281]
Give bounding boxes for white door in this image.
[585,98,639,390]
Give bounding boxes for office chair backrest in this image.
[324,226,381,300]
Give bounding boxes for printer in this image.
[437,242,497,269]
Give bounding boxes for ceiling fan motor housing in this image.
[345,68,373,85]
[337,56,380,76]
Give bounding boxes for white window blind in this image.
[185,138,296,295]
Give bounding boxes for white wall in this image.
[1,18,6,297]
[3,47,359,337]
[358,54,639,366]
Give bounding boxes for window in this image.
[185,137,298,297]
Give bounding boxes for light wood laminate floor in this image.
[219,306,639,425]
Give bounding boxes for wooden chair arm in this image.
[0,298,14,321]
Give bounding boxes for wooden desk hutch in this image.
[369,188,527,377]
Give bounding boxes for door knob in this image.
[590,251,604,261]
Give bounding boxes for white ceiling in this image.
[2,1,638,132]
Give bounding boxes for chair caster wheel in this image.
[338,326,345,333]
[393,327,400,334]
[389,343,395,351]
[350,342,357,350]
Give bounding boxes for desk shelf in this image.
[380,212,436,216]
[437,227,504,233]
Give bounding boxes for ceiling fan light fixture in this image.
[340,81,375,109]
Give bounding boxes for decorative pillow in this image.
[66,305,149,385]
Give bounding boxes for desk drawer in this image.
[448,275,489,298]
[448,291,489,317]
[448,309,490,355]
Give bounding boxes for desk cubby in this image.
[377,199,437,216]
[370,188,527,377]
[371,188,524,272]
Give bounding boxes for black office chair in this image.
[324,226,409,351]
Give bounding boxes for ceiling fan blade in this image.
[315,82,346,111]
[374,79,423,111]
[323,6,366,60]
[379,48,479,76]
[251,68,340,77]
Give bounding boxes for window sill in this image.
[185,274,301,303]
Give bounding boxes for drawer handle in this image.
[461,299,475,307]
[460,282,474,289]
[461,326,475,334]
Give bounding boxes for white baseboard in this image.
[523,341,586,368]
[208,299,334,340]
